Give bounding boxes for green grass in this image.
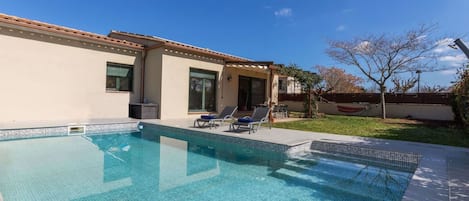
[273,115,469,147]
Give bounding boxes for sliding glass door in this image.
[238,76,266,111]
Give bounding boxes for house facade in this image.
[0,14,143,123]
[0,13,278,123]
[278,75,303,94]
[109,31,279,119]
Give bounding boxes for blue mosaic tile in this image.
[310,141,421,171]
[0,122,138,141]
[140,123,292,153]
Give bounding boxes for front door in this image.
[238,76,266,111]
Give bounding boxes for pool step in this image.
[285,158,409,191]
[270,158,409,200]
[288,159,409,180]
[269,170,382,201]
[283,157,411,188]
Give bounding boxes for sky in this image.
[1,0,468,89]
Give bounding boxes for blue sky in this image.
[1,0,468,89]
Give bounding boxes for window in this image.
[189,68,217,112]
[106,63,133,92]
[279,79,287,91]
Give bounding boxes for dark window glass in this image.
[189,68,217,112]
[106,63,133,92]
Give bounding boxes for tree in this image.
[316,66,364,93]
[453,65,469,127]
[278,64,322,118]
[327,25,439,119]
[390,75,418,93]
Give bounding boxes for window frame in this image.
[106,62,134,92]
[188,68,218,112]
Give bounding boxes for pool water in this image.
[0,127,414,201]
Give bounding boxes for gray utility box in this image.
[129,103,158,119]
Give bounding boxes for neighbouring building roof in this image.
[109,31,250,62]
[0,13,144,50]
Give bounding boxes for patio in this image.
[142,118,469,201]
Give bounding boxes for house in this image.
[108,31,280,119]
[0,13,279,123]
[278,75,303,94]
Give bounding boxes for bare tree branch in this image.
[326,24,446,118]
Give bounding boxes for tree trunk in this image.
[380,86,386,119]
[308,88,313,118]
[314,94,319,117]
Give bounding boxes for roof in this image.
[0,13,143,50]
[109,31,250,62]
[225,61,277,73]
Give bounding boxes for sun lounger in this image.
[194,106,238,129]
[230,107,270,134]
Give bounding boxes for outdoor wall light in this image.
[227,74,232,81]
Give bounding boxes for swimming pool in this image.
[0,125,414,201]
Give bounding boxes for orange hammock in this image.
[337,105,367,113]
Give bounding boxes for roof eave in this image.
[0,13,144,51]
[110,31,249,62]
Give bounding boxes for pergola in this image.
[225,61,279,122]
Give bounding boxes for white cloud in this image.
[336,25,346,31]
[439,54,467,67]
[433,38,468,67]
[439,54,465,62]
[434,38,455,53]
[440,69,457,75]
[274,8,292,17]
[416,35,427,41]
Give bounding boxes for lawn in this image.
[273,115,469,147]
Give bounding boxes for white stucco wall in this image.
[150,49,275,120]
[278,76,302,94]
[143,48,163,117]
[159,49,225,119]
[0,29,141,123]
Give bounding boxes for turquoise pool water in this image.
[0,126,414,201]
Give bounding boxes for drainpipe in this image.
[269,65,274,125]
[140,47,147,103]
